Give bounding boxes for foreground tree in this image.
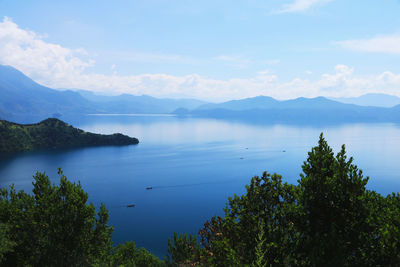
[112,241,164,267]
[296,134,370,266]
[166,232,202,266]
[0,169,166,267]
[0,223,15,263]
[0,169,113,266]
[168,133,400,266]
[2,134,400,266]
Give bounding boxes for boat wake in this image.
[145,179,237,190]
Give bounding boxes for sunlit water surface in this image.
[1,115,400,257]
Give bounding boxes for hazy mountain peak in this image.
[0,64,43,91]
[330,93,400,108]
[0,65,209,121]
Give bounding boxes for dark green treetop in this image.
[0,169,163,267]
[167,133,400,266]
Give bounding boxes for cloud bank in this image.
[1,17,400,101]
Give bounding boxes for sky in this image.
[1,0,400,101]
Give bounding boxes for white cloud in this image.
[1,17,400,101]
[336,34,400,54]
[275,0,332,14]
[39,65,400,101]
[0,17,94,84]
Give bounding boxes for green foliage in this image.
[112,241,164,267]
[0,169,114,266]
[252,221,267,267]
[197,172,298,266]
[172,133,400,266]
[360,191,400,265]
[198,216,240,266]
[296,133,370,265]
[0,223,16,263]
[0,118,139,153]
[166,232,201,266]
[0,169,164,266]
[3,134,400,266]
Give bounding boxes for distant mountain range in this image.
[195,95,355,111]
[1,64,400,123]
[0,65,96,119]
[0,65,206,122]
[76,89,206,114]
[330,94,400,107]
[176,95,400,123]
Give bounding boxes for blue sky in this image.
[1,0,400,101]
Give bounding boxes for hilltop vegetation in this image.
[1,135,400,266]
[0,118,139,153]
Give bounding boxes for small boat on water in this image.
[146,187,153,190]
[127,204,136,208]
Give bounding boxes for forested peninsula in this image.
[0,118,139,153]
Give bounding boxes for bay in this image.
[1,115,400,258]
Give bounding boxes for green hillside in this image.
[0,118,139,153]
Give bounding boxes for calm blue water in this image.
[1,115,400,258]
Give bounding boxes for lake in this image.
[1,115,400,258]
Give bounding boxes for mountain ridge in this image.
[1,64,400,123]
[176,95,399,123]
[0,65,208,122]
[0,65,97,120]
[194,95,362,111]
[330,93,400,108]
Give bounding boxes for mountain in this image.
[0,118,139,153]
[182,96,400,123]
[195,96,361,111]
[2,64,400,124]
[0,65,97,120]
[0,65,208,122]
[196,96,279,111]
[77,90,207,114]
[330,93,400,108]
